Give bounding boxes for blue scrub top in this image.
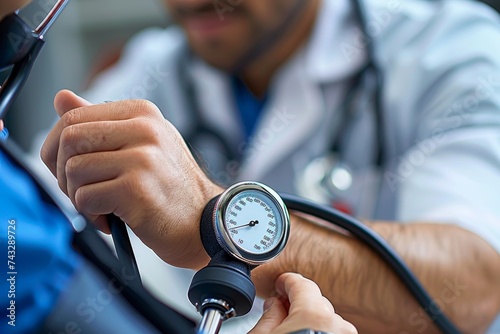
[0,131,81,333]
[231,76,269,141]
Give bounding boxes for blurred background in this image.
[4,0,500,152]
[4,0,170,151]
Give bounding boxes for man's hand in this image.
[250,273,357,334]
[41,90,219,269]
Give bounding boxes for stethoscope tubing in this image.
[281,193,462,334]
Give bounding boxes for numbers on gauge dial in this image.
[225,190,283,255]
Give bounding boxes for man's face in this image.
[164,0,301,71]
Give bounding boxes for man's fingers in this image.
[40,95,164,181]
[64,151,127,205]
[74,179,123,219]
[73,175,146,228]
[54,120,148,194]
[248,298,287,334]
[276,273,328,314]
[54,90,92,117]
[276,273,337,326]
[56,96,162,123]
[273,273,357,334]
[63,146,157,207]
[42,96,162,177]
[42,90,93,175]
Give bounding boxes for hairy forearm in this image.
[252,215,500,333]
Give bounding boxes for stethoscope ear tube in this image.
[0,38,44,119]
[350,0,386,168]
[280,193,461,334]
[0,14,37,69]
[107,213,142,286]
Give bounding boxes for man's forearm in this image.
[253,215,500,333]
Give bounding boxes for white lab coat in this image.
[83,0,500,331]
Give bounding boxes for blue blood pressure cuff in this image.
[0,127,9,142]
[0,145,81,333]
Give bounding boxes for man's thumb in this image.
[54,89,92,117]
[248,298,287,334]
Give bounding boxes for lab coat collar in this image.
[304,0,368,83]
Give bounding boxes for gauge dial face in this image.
[223,190,284,255]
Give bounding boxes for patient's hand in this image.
[41,90,221,269]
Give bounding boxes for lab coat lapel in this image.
[190,60,242,147]
[238,56,324,180]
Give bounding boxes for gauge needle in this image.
[229,220,259,231]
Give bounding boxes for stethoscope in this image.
[179,0,386,212]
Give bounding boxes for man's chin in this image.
[191,44,240,72]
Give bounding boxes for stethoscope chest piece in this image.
[297,154,354,214]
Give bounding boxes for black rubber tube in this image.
[280,193,461,334]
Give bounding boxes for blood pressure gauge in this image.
[190,182,290,326]
[212,182,290,266]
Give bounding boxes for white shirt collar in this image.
[304,0,368,83]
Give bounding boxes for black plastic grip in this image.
[0,14,36,69]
